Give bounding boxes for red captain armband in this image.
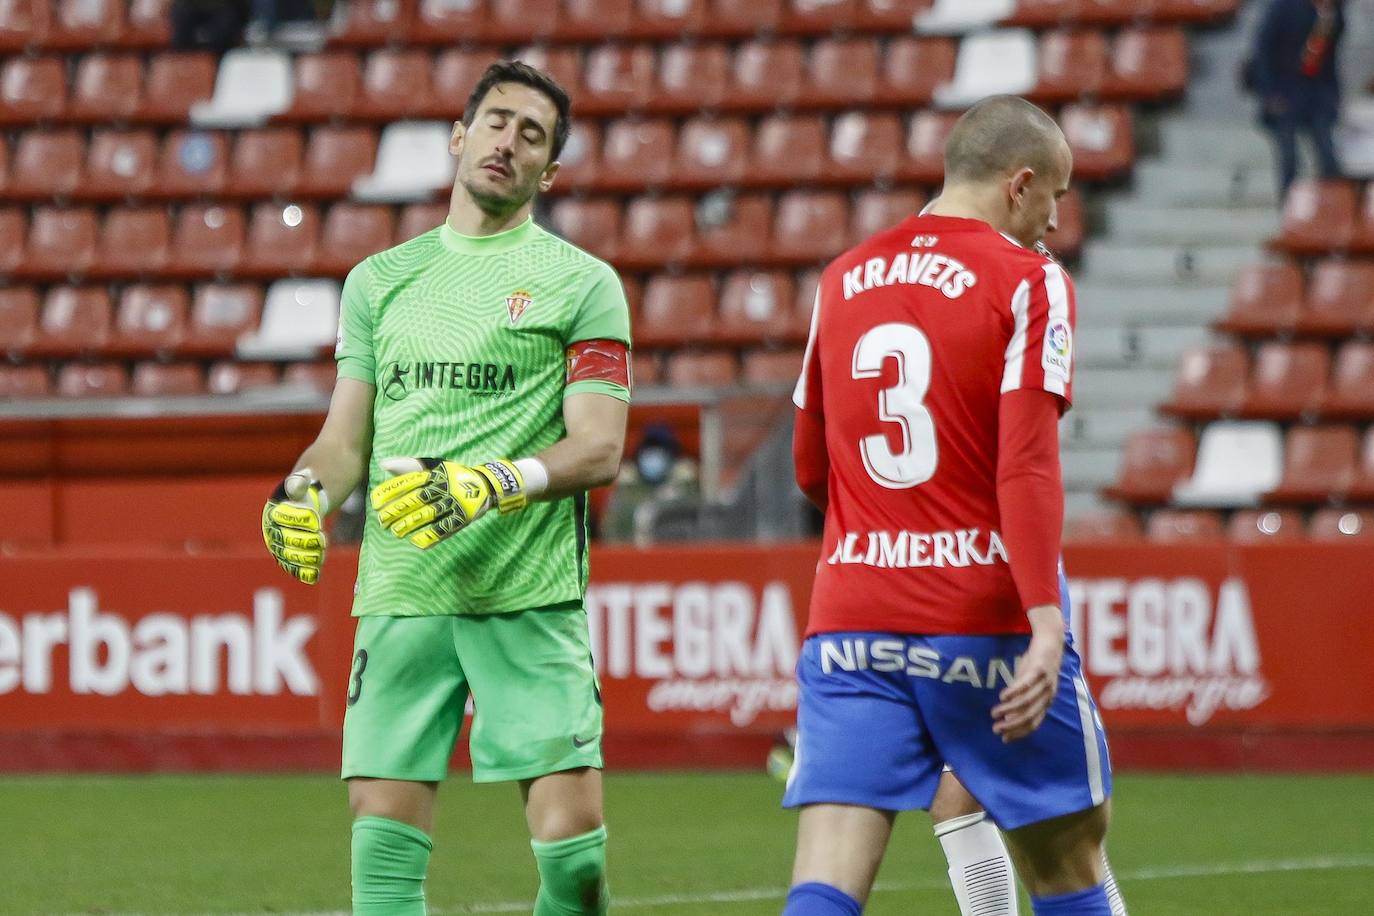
[566,339,631,391]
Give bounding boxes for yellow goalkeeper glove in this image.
[371,457,527,549]
[262,469,328,585]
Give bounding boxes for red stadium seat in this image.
[0,0,42,51]
[1153,0,1240,24]
[1266,424,1358,504]
[277,52,360,123]
[0,365,50,398]
[675,117,749,190]
[875,37,956,107]
[1032,30,1106,102]
[665,350,739,386]
[329,0,415,47]
[226,128,303,199]
[0,207,25,276]
[704,0,782,38]
[1063,510,1144,542]
[1242,342,1329,420]
[620,196,696,269]
[1062,103,1134,180]
[1298,259,1374,336]
[743,348,804,386]
[355,49,434,121]
[486,0,560,43]
[634,0,708,39]
[168,205,245,278]
[1043,186,1083,258]
[283,361,337,393]
[1351,428,1374,502]
[57,361,129,398]
[68,54,142,122]
[33,286,112,357]
[717,270,801,344]
[316,204,396,277]
[429,49,501,120]
[850,188,925,246]
[1349,182,1374,254]
[600,118,675,192]
[410,0,490,43]
[1160,344,1249,419]
[1003,0,1083,28]
[1103,26,1187,100]
[208,360,279,395]
[730,40,804,112]
[656,44,731,114]
[771,191,849,265]
[81,130,157,202]
[46,0,124,50]
[560,0,631,41]
[694,193,772,266]
[131,362,204,397]
[8,129,83,201]
[123,0,171,49]
[801,38,877,108]
[549,198,621,261]
[241,203,321,278]
[1273,179,1357,255]
[552,122,601,193]
[901,111,960,184]
[183,283,262,355]
[827,112,903,185]
[631,351,662,387]
[299,126,378,198]
[582,44,656,115]
[1321,342,1374,420]
[1216,262,1304,337]
[639,275,716,346]
[137,52,216,124]
[1228,509,1306,543]
[1104,427,1197,504]
[20,207,98,281]
[0,56,65,125]
[796,268,821,316]
[0,134,7,194]
[93,206,171,279]
[155,130,228,199]
[750,114,825,186]
[108,285,189,356]
[0,287,39,354]
[1145,509,1224,543]
[512,46,581,100]
[779,0,857,35]
[1309,508,1374,542]
[397,202,448,243]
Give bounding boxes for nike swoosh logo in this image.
[572,734,597,749]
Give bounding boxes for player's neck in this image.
[446,185,535,237]
[923,188,1008,236]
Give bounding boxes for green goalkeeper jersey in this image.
[335,217,631,617]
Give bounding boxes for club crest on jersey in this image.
[1043,318,1072,380]
[505,289,533,325]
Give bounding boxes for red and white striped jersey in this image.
[793,214,1076,636]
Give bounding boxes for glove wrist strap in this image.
[474,460,528,514]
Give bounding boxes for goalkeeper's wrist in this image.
[472,457,547,514]
[513,457,549,498]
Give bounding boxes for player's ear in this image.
[538,158,560,193]
[450,121,466,158]
[1008,167,1035,210]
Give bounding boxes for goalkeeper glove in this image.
[262,469,328,585]
[371,457,527,549]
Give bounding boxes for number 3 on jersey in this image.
[851,322,938,489]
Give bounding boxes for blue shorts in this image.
[782,630,1112,831]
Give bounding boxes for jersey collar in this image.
[440,216,540,256]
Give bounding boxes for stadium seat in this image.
[183,283,263,355]
[827,112,903,185]
[137,52,216,124]
[675,117,749,190]
[299,126,378,199]
[410,0,490,44]
[0,56,65,125]
[933,29,1037,110]
[874,37,956,108]
[81,129,158,201]
[316,204,396,277]
[355,49,433,121]
[277,52,361,123]
[155,130,228,199]
[1002,0,1082,28]
[917,0,1013,34]
[694,193,772,266]
[796,268,821,314]
[750,114,826,187]
[717,271,801,344]
[901,110,961,184]
[730,40,804,112]
[552,122,601,193]
[1309,508,1374,541]
[582,45,656,116]
[1104,427,1197,504]
[92,206,171,278]
[237,279,342,359]
[1348,182,1374,254]
[600,118,675,192]
[226,129,303,199]
[486,0,560,43]
[191,49,294,128]
[352,121,454,202]
[512,45,581,99]
[1032,30,1106,103]
[123,0,171,48]
[1043,186,1082,258]
[1266,424,1358,504]
[32,286,112,357]
[655,43,731,114]
[208,360,280,395]
[1160,343,1248,419]
[665,350,739,386]
[282,360,337,393]
[1103,26,1187,100]
[57,361,129,398]
[429,48,501,120]
[46,0,123,50]
[8,129,83,201]
[1321,342,1374,420]
[1297,259,1374,336]
[1145,509,1225,543]
[638,275,717,346]
[1062,103,1134,180]
[68,53,142,122]
[854,0,931,32]
[1172,420,1283,507]
[777,0,858,35]
[131,362,204,397]
[1350,427,1374,502]
[1063,510,1144,542]
[1273,179,1357,255]
[241,203,321,278]
[772,191,849,265]
[1153,0,1241,24]
[631,351,662,387]
[620,196,697,268]
[20,207,97,281]
[0,0,41,51]
[0,134,7,194]
[328,0,415,47]
[1216,262,1303,337]
[801,38,877,109]
[0,287,39,354]
[548,198,620,261]
[742,348,804,386]
[108,285,188,356]
[397,202,448,243]
[850,188,926,246]
[704,0,782,38]
[1228,509,1305,543]
[0,365,50,398]
[167,205,245,278]
[0,207,24,276]
[1242,342,1329,420]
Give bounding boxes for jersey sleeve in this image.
[792,285,823,416]
[335,259,376,384]
[565,260,632,401]
[999,261,1075,412]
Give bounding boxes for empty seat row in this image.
[1066,506,1374,543]
[0,359,335,399]
[0,0,169,52]
[632,347,805,390]
[1271,179,1374,256]
[1162,340,1374,421]
[1219,259,1374,338]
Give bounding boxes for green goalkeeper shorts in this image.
[341,604,603,783]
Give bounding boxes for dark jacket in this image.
[1252,0,1345,120]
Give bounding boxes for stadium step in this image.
[1080,241,1256,284]
[1061,446,1122,490]
[1129,162,1278,208]
[1103,201,1278,245]
[1074,284,1230,326]
[1159,120,1274,168]
[1076,325,1212,370]
[1060,407,1155,450]
[1069,366,1175,410]
[1063,489,1113,522]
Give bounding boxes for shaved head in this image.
[943,95,1066,185]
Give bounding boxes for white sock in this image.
[1103,849,1127,915]
[934,812,1018,916]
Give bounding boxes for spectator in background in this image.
[171,0,249,51]
[1251,0,1347,199]
[600,423,700,545]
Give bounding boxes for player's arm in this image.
[792,285,828,511]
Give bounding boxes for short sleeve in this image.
[792,284,823,415]
[566,261,632,347]
[1000,261,1075,411]
[335,260,376,384]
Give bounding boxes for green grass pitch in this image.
[1,772,1371,914]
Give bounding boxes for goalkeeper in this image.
[261,61,630,915]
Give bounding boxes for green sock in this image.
[351,816,433,916]
[530,825,610,916]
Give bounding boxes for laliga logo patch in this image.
[505,289,533,325]
[1042,318,1072,380]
